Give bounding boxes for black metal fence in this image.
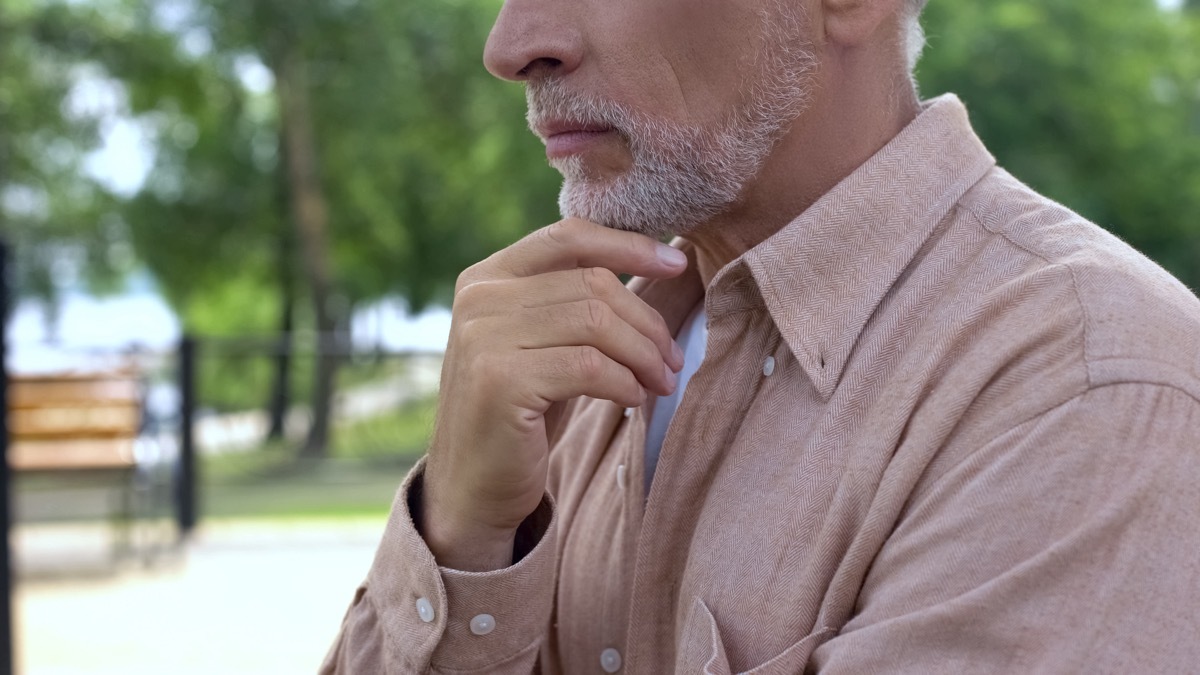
[172,333,441,534]
[2,240,15,675]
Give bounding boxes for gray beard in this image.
[525,6,817,238]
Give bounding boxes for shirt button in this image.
[616,464,627,490]
[469,614,496,636]
[624,407,635,418]
[415,597,434,623]
[600,647,622,673]
[763,355,776,377]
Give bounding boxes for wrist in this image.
[425,519,517,572]
[412,475,518,572]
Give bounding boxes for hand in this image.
[419,219,688,571]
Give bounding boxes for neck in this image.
[683,51,921,286]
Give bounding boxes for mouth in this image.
[535,120,619,160]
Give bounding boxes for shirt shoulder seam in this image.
[992,381,1200,446]
[931,381,1200,493]
[958,203,1094,390]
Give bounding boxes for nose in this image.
[483,0,583,82]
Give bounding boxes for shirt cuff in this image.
[365,457,558,672]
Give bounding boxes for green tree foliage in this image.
[315,0,561,310]
[23,0,560,452]
[109,0,558,324]
[917,0,1200,288]
[0,1,132,330]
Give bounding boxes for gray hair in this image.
[903,0,929,73]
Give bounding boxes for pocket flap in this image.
[675,597,836,675]
[676,598,731,674]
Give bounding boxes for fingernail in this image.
[663,363,677,393]
[657,245,687,268]
[670,341,685,371]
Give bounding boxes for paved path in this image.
[15,518,387,675]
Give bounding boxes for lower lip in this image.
[546,130,616,159]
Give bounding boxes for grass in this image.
[200,396,437,520]
[201,464,409,519]
[12,396,439,526]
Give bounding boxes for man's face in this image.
[485,0,819,237]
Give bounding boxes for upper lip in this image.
[535,119,614,141]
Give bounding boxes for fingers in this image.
[455,267,685,372]
[516,346,647,410]
[512,300,677,396]
[447,219,691,414]
[458,219,687,291]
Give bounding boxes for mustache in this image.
[525,79,634,141]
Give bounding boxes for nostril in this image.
[518,57,563,78]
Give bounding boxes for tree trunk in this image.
[276,46,338,460]
[265,132,296,443]
[265,273,293,441]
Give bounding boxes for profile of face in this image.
[484,0,820,237]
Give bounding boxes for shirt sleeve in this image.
[812,382,1200,673]
[320,458,558,674]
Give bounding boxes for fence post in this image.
[176,335,198,538]
[0,241,14,675]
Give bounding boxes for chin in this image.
[560,175,728,239]
[559,182,679,238]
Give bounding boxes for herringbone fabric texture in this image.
[323,95,1200,674]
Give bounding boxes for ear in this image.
[820,0,905,49]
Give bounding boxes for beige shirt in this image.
[322,95,1200,674]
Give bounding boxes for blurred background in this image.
[0,0,1197,672]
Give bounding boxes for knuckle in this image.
[583,299,609,333]
[454,262,487,295]
[540,220,577,248]
[581,267,617,298]
[453,281,480,306]
[626,372,644,399]
[616,369,642,404]
[575,346,605,380]
[454,316,482,345]
[468,349,491,373]
[452,318,496,358]
[452,280,489,313]
[642,338,663,367]
[455,279,513,316]
[651,315,672,344]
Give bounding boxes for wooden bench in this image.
[8,371,144,558]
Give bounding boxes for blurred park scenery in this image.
[0,0,1198,672]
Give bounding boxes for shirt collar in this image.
[707,94,996,399]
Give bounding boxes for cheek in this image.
[586,0,765,124]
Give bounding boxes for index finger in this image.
[468,219,688,286]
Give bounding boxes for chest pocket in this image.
[675,598,836,675]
